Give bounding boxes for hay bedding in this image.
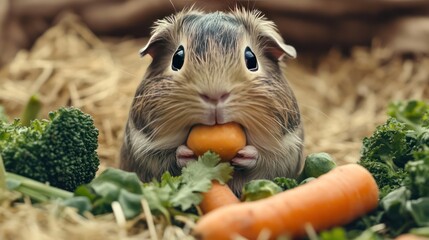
[0,14,428,239]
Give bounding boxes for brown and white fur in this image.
[120,8,304,195]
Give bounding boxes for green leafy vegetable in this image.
[388,100,429,126]
[273,152,336,192]
[405,151,429,198]
[65,151,233,221]
[301,152,336,179]
[1,148,233,223]
[273,177,298,190]
[342,100,429,239]
[407,197,429,226]
[241,179,283,202]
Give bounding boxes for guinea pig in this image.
[120,8,304,195]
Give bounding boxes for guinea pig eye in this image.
[244,47,258,72]
[172,45,185,71]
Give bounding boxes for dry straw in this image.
[0,13,428,239]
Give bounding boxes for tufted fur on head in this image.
[120,8,304,195]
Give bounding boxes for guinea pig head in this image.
[132,9,300,154]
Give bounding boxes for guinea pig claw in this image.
[231,145,258,170]
[176,145,196,168]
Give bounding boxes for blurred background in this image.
[2,0,429,66]
[0,0,428,168]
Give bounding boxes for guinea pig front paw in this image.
[231,145,258,170]
[176,145,196,168]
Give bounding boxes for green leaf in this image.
[90,197,114,216]
[181,151,233,184]
[72,168,145,218]
[141,186,171,220]
[406,197,429,226]
[74,185,97,201]
[91,182,121,203]
[381,187,410,218]
[62,196,92,215]
[117,190,143,219]
[91,168,142,194]
[170,182,207,210]
[380,187,415,235]
[405,154,429,198]
[388,100,429,126]
[160,171,181,189]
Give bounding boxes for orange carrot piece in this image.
[187,122,246,161]
[199,181,240,214]
[396,234,428,240]
[194,164,379,240]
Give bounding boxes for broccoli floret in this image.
[361,118,417,169]
[359,160,406,198]
[1,119,49,183]
[358,102,429,199]
[359,118,416,195]
[0,107,99,191]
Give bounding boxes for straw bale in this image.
[0,13,428,239]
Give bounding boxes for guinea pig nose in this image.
[200,92,230,105]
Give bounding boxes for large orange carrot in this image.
[199,181,240,214]
[395,234,428,240]
[194,164,379,240]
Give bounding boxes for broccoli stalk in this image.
[20,95,42,126]
[6,172,73,202]
[0,155,72,202]
[0,155,6,190]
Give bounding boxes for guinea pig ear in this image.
[262,33,297,60]
[139,36,161,58]
[139,28,171,58]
